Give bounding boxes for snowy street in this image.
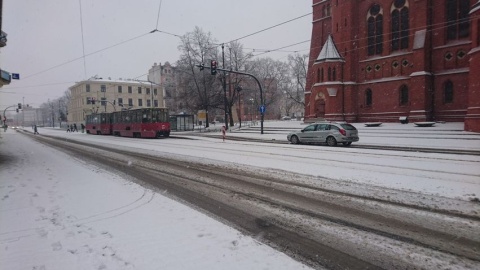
[1,121,480,269]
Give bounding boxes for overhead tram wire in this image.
[250,40,311,58]
[22,32,153,80]
[242,12,480,59]
[225,12,312,44]
[155,0,163,31]
[207,12,312,52]
[78,0,87,80]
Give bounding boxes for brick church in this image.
[305,0,480,132]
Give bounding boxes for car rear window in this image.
[340,124,357,130]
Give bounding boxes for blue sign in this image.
[11,73,20,80]
[259,105,266,114]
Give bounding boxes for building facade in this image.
[306,0,480,132]
[67,78,165,124]
[148,62,180,113]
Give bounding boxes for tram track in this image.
[192,133,480,156]
[24,131,480,269]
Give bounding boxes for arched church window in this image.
[391,0,409,51]
[367,4,383,56]
[446,0,470,40]
[365,89,373,107]
[400,85,409,105]
[444,80,454,103]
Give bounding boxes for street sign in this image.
[11,73,20,80]
[259,105,266,114]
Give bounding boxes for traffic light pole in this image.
[221,44,228,131]
[2,104,21,127]
[196,64,264,134]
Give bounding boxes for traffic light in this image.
[16,109,19,113]
[210,60,217,75]
[18,103,22,109]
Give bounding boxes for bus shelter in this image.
[169,114,194,131]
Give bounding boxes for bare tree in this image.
[287,53,307,106]
[176,27,223,127]
[222,41,253,127]
[246,57,291,119]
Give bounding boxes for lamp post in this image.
[249,98,254,122]
[222,44,228,130]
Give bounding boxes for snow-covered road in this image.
[1,121,480,269]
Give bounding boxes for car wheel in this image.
[290,135,300,144]
[326,136,337,146]
[342,142,352,146]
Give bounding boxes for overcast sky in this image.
[0,0,311,110]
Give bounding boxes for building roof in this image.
[315,35,344,63]
[69,78,148,89]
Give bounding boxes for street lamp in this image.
[249,98,254,122]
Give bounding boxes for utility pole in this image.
[222,44,228,130]
[22,97,25,127]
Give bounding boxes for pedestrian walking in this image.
[34,125,39,135]
[80,123,85,133]
[221,125,226,142]
[66,125,71,132]
[73,123,78,132]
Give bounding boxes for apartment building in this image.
[67,77,165,124]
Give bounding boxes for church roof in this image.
[315,35,344,63]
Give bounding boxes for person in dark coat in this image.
[73,123,78,132]
[66,124,71,132]
[80,123,85,133]
[34,125,39,135]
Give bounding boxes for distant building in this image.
[306,0,480,132]
[67,77,165,124]
[148,62,180,113]
[0,0,11,88]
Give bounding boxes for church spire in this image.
[315,35,344,63]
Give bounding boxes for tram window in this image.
[142,112,151,123]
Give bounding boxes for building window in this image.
[316,69,320,83]
[146,88,150,95]
[101,97,106,106]
[138,99,143,107]
[86,97,91,104]
[101,85,106,92]
[86,84,90,92]
[118,98,123,106]
[391,0,409,51]
[365,89,373,107]
[154,100,159,107]
[128,98,133,107]
[128,86,132,94]
[154,88,158,95]
[118,86,122,93]
[328,67,332,81]
[323,4,331,17]
[367,4,383,56]
[400,85,409,105]
[147,99,151,107]
[332,67,336,81]
[446,0,470,40]
[321,68,324,82]
[444,80,454,103]
[138,87,142,94]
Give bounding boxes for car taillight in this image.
[339,128,346,136]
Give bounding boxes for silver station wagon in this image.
[287,122,359,146]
